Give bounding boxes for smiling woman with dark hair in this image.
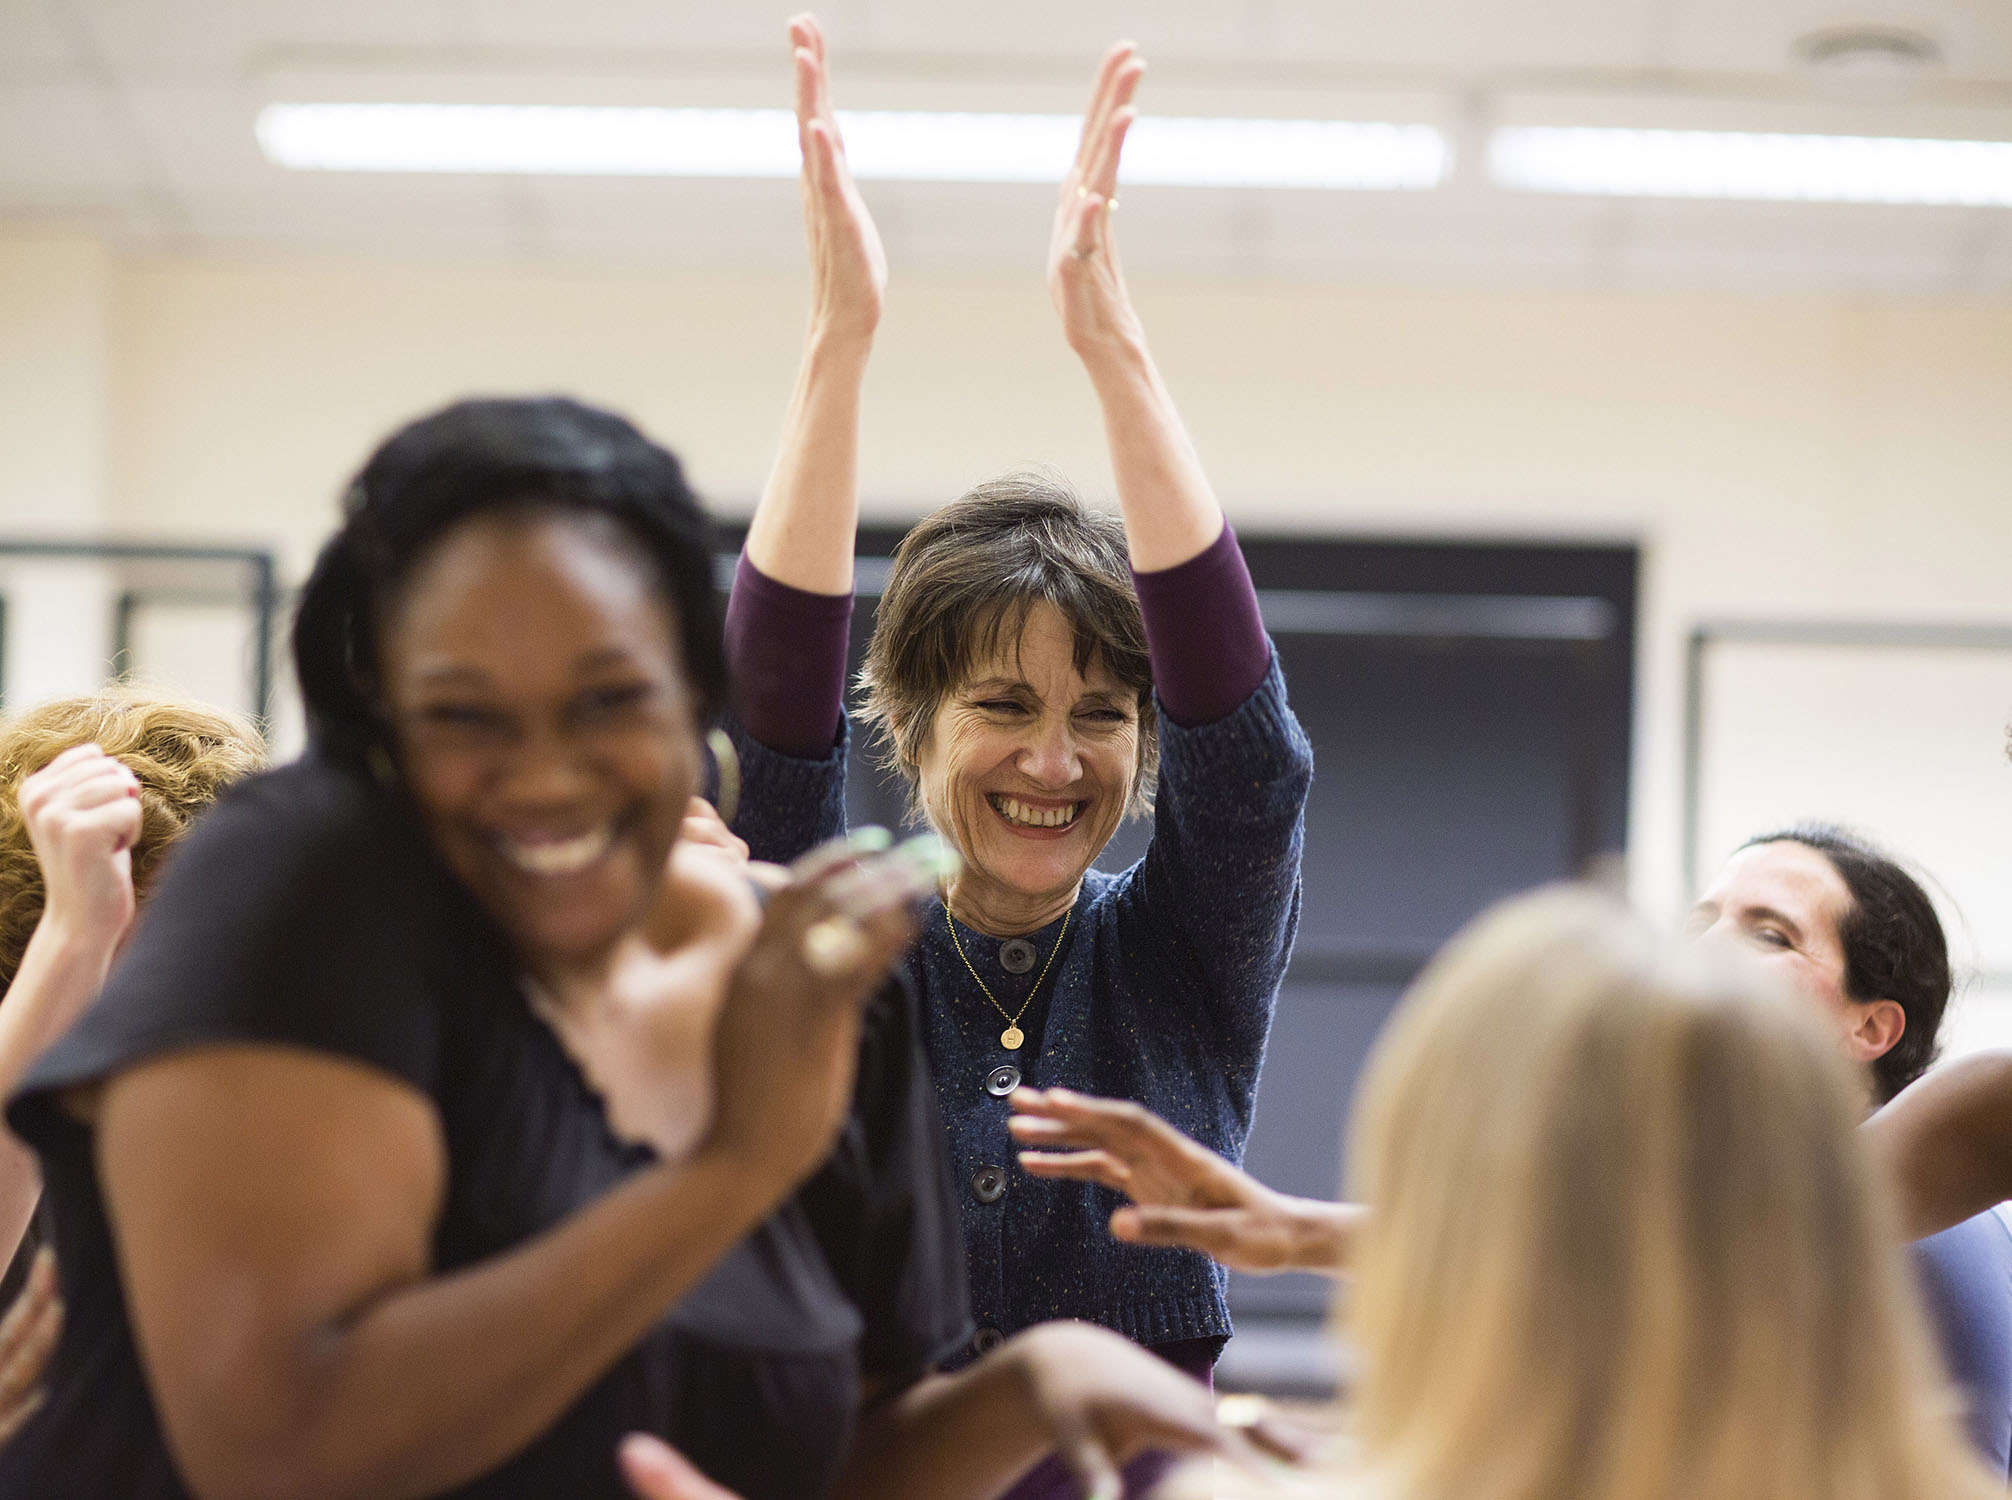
[723,25,1311,1500]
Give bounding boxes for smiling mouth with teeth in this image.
[495,823,616,877]
[988,794,1086,830]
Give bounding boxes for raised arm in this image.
[742,14,882,595]
[723,16,882,764]
[1048,44,1219,574]
[1864,1050,2012,1241]
[0,745,142,1262]
[1009,1088,1359,1277]
[1048,49,1272,730]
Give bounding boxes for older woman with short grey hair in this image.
[726,28,1312,1500]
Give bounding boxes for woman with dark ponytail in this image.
[0,395,1226,1500]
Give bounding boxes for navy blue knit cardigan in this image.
[729,655,1311,1351]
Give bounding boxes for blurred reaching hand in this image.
[1010,1088,1361,1276]
[618,1434,742,1500]
[0,1249,61,1446]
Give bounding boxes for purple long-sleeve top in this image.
[724,522,1273,755]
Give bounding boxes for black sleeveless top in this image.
[0,756,970,1500]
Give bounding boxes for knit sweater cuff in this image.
[1096,1290,1235,1347]
[721,712,850,865]
[1154,653,1308,787]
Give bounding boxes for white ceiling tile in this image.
[857,0,1255,60]
[118,78,522,244]
[455,0,790,52]
[66,0,463,74]
[1270,0,1666,72]
[0,0,82,73]
[0,79,136,195]
[5,0,2011,295]
[121,79,282,192]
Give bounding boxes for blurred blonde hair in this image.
[0,691,264,989]
[1321,886,1996,1500]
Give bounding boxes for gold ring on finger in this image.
[801,914,870,977]
[1216,1393,1273,1429]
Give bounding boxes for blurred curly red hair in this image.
[0,691,264,989]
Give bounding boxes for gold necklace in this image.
[945,905,1071,1052]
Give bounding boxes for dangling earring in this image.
[706,727,740,827]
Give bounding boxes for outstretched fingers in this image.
[789,15,841,167]
[1080,83,1141,203]
[1010,1088,1175,1158]
[1072,42,1139,181]
[788,12,826,66]
[784,9,885,337]
[791,50,829,166]
[802,115,842,206]
[1016,1148,1134,1194]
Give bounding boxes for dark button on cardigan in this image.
[998,938,1039,974]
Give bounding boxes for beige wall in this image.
[6,230,2012,957]
[0,234,117,706]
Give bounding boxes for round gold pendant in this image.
[1000,1026,1024,1051]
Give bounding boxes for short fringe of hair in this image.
[855,471,1158,821]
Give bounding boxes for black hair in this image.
[293,396,726,763]
[1740,824,1952,1104]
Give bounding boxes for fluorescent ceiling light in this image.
[256,102,1447,190]
[1490,125,2012,205]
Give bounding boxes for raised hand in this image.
[19,744,142,956]
[1010,1088,1359,1275]
[1047,42,1148,358]
[790,13,886,344]
[704,832,950,1189]
[741,13,881,598]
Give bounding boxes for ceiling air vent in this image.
[1795,25,1943,78]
